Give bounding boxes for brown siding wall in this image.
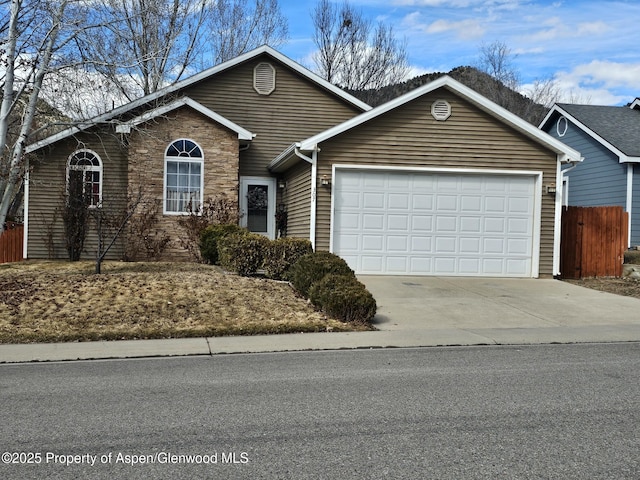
[27,131,129,260]
[127,107,239,261]
[314,89,559,276]
[27,108,239,262]
[183,55,363,177]
[282,161,311,239]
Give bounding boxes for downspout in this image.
[294,147,317,250]
[554,156,581,277]
[22,160,29,259]
[626,164,633,248]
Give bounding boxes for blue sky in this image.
[277,0,640,106]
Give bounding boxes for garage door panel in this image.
[413,194,434,210]
[507,217,531,234]
[410,257,432,273]
[484,217,506,234]
[362,235,383,251]
[360,256,382,272]
[386,257,408,272]
[362,214,384,230]
[460,237,481,254]
[411,236,432,252]
[507,238,531,255]
[461,195,482,212]
[387,236,409,252]
[388,193,410,209]
[363,192,384,209]
[460,217,481,233]
[459,258,481,274]
[339,191,361,208]
[412,215,433,231]
[435,236,457,253]
[436,216,457,232]
[333,170,535,277]
[437,195,458,211]
[388,215,409,230]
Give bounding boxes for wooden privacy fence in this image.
[560,206,628,279]
[0,224,24,264]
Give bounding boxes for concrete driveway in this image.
[359,276,640,345]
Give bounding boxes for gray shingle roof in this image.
[558,103,640,157]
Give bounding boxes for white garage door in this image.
[332,170,536,277]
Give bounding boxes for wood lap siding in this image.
[282,161,311,239]
[184,56,363,177]
[314,89,559,276]
[27,132,128,260]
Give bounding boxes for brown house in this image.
[24,46,580,277]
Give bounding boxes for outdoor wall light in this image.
[321,175,331,187]
[546,183,557,194]
[278,179,286,189]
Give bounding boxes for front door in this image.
[239,177,276,239]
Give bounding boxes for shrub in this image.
[218,232,270,276]
[288,251,355,297]
[200,224,248,265]
[263,237,313,280]
[308,274,377,323]
[625,250,640,265]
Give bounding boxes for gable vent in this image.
[254,62,276,95]
[431,99,451,121]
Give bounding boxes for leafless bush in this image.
[176,193,240,262]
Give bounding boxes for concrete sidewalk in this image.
[1,277,640,363]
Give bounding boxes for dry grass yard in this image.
[0,261,372,344]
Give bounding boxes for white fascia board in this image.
[300,76,581,163]
[268,143,299,172]
[544,104,632,162]
[124,97,254,140]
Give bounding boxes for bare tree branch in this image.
[311,0,408,94]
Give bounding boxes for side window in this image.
[67,149,102,207]
[164,139,204,214]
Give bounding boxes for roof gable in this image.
[280,76,580,164]
[27,45,370,154]
[114,97,254,141]
[541,103,640,160]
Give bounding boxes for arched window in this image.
[164,139,204,214]
[67,149,102,207]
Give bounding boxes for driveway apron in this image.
[358,276,640,344]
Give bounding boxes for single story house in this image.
[540,100,640,248]
[24,46,580,277]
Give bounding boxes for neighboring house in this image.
[540,100,640,248]
[24,46,580,278]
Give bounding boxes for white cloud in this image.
[527,17,610,42]
[551,60,640,105]
[421,18,485,38]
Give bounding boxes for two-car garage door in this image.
[332,169,537,277]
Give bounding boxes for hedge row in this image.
[199,225,376,323]
[199,225,313,280]
[288,251,377,324]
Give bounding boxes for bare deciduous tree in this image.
[476,40,564,124]
[0,0,90,232]
[78,0,288,107]
[208,0,288,65]
[311,0,409,95]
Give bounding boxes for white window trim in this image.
[163,139,205,215]
[66,148,103,208]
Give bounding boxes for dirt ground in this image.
[0,261,372,343]
[565,268,640,300]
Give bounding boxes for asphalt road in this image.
[1,344,639,479]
